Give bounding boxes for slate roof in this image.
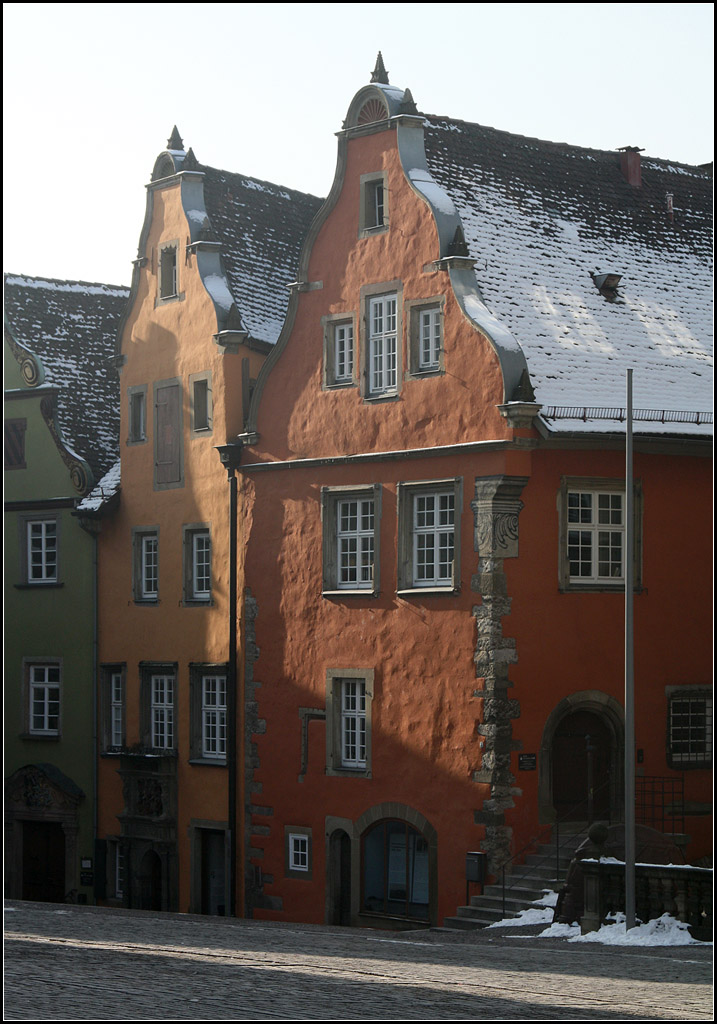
[200,165,323,346]
[423,116,713,434]
[4,274,129,480]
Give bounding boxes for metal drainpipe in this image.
[228,467,238,918]
[92,524,99,902]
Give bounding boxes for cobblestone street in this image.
[4,901,712,1020]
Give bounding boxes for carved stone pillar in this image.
[471,475,528,874]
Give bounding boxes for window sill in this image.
[322,589,378,600]
[326,766,371,779]
[358,224,389,239]
[188,757,227,767]
[182,598,214,608]
[397,586,459,597]
[559,583,642,593]
[134,598,160,606]
[407,366,442,379]
[364,391,399,403]
[21,732,60,741]
[156,291,185,306]
[15,581,64,589]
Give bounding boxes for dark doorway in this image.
[201,830,226,916]
[552,709,612,821]
[328,829,352,925]
[22,821,65,902]
[139,849,162,911]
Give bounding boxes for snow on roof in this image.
[423,117,713,436]
[200,166,322,346]
[77,458,121,512]
[4,273,129,479]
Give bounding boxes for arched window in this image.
[362,819,429,920]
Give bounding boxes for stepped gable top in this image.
[4,273,129,478]
[423,115,713,435]
[199,163,323,346]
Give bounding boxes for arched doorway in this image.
[539,692,624,825]
[327,828,351,926]
[139,849,162,910]
[552,709,612,820]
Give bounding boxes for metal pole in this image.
[624,369,636,929]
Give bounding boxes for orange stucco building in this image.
[86,131,320,912]
[236,68,712,928]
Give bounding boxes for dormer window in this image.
[359,172,388,238]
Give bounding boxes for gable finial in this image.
[167,126,184,151]
[370,52,389,84]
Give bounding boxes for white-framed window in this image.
[322,314,357,389]
[341,679,367,769]
[322,485,381,597]
[27,520,58,583]
[567,490,623,582]
[368,294,398,396]
[337,497,375,590]
[101,664,125,752]
[285,826,312,878]
[667,691,712,768]
[29,664,61,736]
[419,308,441,370]
[289,834,309,871]
[193,531,211,599]
[111,671,124,747]
[133,528,159,602]
[413,491,455,586]
[151,674,174,749]
[359,172,388,237]
[128,385,147,444]
[334,323,354,383]
[559,478,642,591]
[183,525,211,603]
[398,479,462,594]
[115,843,125,899]
[326,668,374,777]
[202,674,227,759]
[142,534,159,598]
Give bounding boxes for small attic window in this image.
[359,172,388,238]
[159,244,178,300]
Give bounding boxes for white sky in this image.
[3,2,713,286]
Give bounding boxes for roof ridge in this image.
[4,272,130,292]
[199,163,324,202]
[422,113,711,172]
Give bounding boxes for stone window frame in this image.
[17,512,61,587]
[665,686,712,770]
[100,663,126,754]
[189,663,229,765]
[321,484,381,598]
[189,371,213,438]
[405,296,446,378]
[22,658,62,739]
[322,312,357,390]
[358,171,388,239]
[182,523,212,605]
[106,837,126,901]
[325,668,374,779]
[157,240,183,304]
[558,476,643,592]
[359,280,403,402]
[139,662,177,752]
[127,384,148,446]
[132,526,160,604]
[285,825,313,879]
[397,477,463,595]
[5,417,27,469]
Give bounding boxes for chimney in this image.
[618,146,643,187]
[666,193,674,222]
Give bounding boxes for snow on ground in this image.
[492,892,710,945]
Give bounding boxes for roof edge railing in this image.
[541,406,712,425]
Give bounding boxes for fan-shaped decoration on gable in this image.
[357,98,388,125]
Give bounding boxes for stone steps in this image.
[440,825,592,931]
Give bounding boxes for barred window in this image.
[668,693,712,768]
